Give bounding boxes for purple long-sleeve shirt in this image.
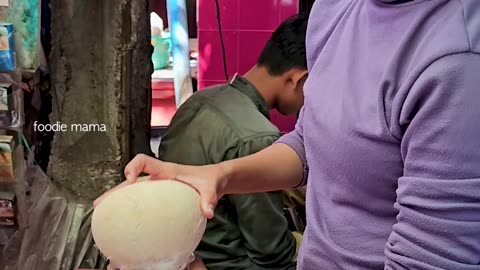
[277,0,480,269]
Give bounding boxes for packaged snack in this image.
[0,134,14,181]
[0,0,40,70]
[0,190,15,226]
[0,83,24,128]
[0,23,14,71]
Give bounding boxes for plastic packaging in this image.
[0,0,41,70]
[0,154,108,270]
[0,23,15,72]
[150,12,164,37]
[109,253,196,270]
[151,35,171,70]
[150,12,171,70]
[2,158,207,270]
[0,83,24,129]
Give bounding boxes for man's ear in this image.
[295,70,308,89]
[290,69,308,89]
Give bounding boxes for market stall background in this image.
[0,0,311,269]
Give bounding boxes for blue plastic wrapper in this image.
[0,23,14,72]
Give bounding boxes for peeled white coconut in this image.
[92,180,206,269]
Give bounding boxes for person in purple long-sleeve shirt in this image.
[97,0,480,269]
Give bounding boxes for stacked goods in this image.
[0,0,29,235]
[0,190,15,226]
[0,0,40,70]
[0,134,14,181]
[0,23,15,72]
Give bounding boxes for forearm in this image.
[220,143,303,195]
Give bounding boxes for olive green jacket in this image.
[158,75,296,270]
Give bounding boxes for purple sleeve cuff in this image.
[275,133,308,188]
[385,176,480,269]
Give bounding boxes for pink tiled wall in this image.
[198,0,299,133]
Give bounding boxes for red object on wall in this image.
[197,0,299,133]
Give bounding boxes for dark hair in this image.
[257,13,308,76]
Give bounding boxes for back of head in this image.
[257,13,309,76]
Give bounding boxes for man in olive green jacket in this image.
[158,14,308,270]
